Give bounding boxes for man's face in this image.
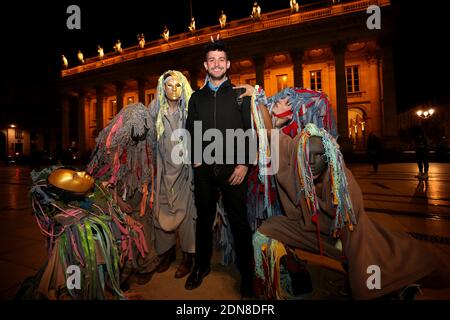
[204,50,230,81]
[272,97,293,128]
[308,136,328,181]
[164,76,182,101]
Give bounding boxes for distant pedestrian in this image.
[367,132,381,173]
[414,129,429,179]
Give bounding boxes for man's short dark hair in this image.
[204,40,229,60]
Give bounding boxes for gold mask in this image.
[48,168,94,193]
[164,76,182,101]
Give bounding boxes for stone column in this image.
[291,49,305,88]
[332,43,351,154]
[137,78,146,104]
[368,54,382,137]
[115,81,124,112]
[76,90,86,155]
[381,44,398,140]
[61,93,70,150]
[253,55,265,87]
[95,86,105,133]
[332,44,349,138]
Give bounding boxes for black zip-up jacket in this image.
[186,79,254,166]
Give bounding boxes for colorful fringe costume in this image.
[252,88,340,299]
[265,87,338,138]
[87,103,154,217]
[256,121,450,299]
[246,85,283,233]
[253,231,293,299]
[218,86,338,266]
[18,103,159,299]
[247,86,338,234]
[86,103,159,284]
[213,199,236,266]
[20,166,149,299]
[296,123,356,240]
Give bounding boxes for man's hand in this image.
[233,84,255,98]
[228,165,248,185]
[193,163,202,168]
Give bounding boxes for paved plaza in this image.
[0,163,449,299]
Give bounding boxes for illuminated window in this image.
[346,66,360,93]
[110,100,117,120]
[15,128,23,139]
[310,70,322,91]
[276,74,288,91]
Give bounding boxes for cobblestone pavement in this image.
[1,163,449,299]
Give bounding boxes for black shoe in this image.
[120,281,130,292]
[156,246,176,273]
[185,266,211,290]
[399,284,422,300]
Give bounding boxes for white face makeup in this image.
[164,76,182,101]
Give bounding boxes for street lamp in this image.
[416,108,434,119]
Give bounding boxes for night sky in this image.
[1,0,449,133]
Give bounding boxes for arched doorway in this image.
[348,107,367,152]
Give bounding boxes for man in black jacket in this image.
[185,40,255,297]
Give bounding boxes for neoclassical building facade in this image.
[60,0,395,156]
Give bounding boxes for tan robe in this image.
[149,101,196,255]
[259,131,450,299]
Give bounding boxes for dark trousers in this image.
[416,150,429,173]
[193,164,254,281]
